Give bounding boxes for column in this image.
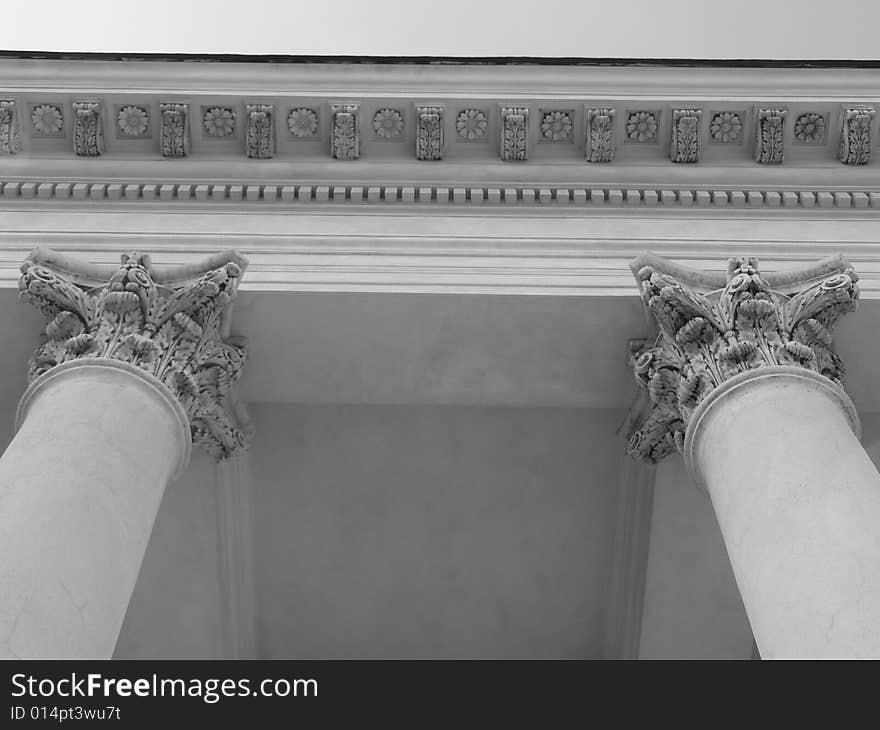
[0,248,251,659]
[627,253,880,658]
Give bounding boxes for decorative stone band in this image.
[682,365,860,486]
[18,247,251,460]
[16,358,193,481]
[626,253,859,464]
[5,180,880,210]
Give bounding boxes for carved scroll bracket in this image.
[19,247,251,460]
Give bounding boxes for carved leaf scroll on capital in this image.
[19,248,251,459]
[626,255,859,464]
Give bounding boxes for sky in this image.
[1,0,878,60]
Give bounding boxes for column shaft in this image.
[688,368,880,658]
[0,361,189,658]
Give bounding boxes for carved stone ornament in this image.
[669,108,701,163]
[753,107,786,164]
[288,107,318,138]
[585,107,615,163]
[0,100,21,155]
[500,106,528,161]
[626,254,859,464]
[72,102,105,157]
[160,103,190,158]
[372,108,404,139]
[117,105,148,137]
[19,247,251,459]
[839,106,875,165]
[246,104,275,159]
[330,104,360,160]
[415,106,443,160]
[31,104,63,135]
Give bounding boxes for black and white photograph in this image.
[0,0,879,720]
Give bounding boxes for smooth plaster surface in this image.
[114,452,226,659]
[250,402,623,659]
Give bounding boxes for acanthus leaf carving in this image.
[72,102,105,157]
[585,107,614,163]
[626,255,859,464]
[669,108,701,163]
[160,103,190,158]
[330,104,360,160]
[0,100,21,155]
[246,104,275,159]
[415,106,443,161]
[839,106,875,165]
[500,106,528,161]
[753,107,786,164]
[19,248,251,460]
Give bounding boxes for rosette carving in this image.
[19,248,251,459]
[627,254,859,464]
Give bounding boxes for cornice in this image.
[2,59,880,194]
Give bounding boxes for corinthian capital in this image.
[19,248,251,460]
[627,254,859,464]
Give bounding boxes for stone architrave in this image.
[626,254,880,658]
[0,248,250,659]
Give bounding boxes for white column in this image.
[686,366,880,658]
[627,253,880,658]
[0,361,189,658]
[0,247,250,659]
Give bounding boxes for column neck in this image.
[683,365,860,486]
[16,358,192,481]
